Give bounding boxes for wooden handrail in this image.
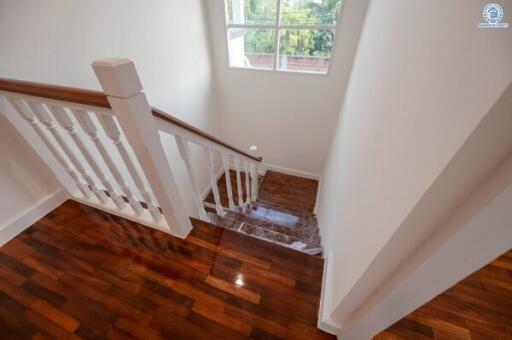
[0,77,262,162]
[0,77,110,108]
[152,107,262,162]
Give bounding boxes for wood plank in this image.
[205,274,261,304]
[24,309,80,340]
[192,302,252,336]
[375,250,512,340]
[30,300,80,333]
[153,107,263,162]
[0,77,263,163]
[114,317,164,340]
[0,200,332,339]
[0,77,110,108]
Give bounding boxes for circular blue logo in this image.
[483,3,504,23]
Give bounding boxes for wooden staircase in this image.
[0,58,325,257]
[0,57,334,338]
[204,170,323,255]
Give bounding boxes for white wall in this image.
[330,80,512,331]
[205,0,369,176]
[0,115,62,244]
[0,0,220,218]
[342,155,512,339]
[316,0,512,333]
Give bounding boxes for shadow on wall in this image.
[0,115,60,223]
[335,80,512,339]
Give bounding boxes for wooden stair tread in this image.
[252,199,317,220]
[257,170,318,213]
[205,212,322,255]
[203,170,323,255]
[224,210,319,243]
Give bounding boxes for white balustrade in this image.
[6,98,92,198]
[47,104,109,205]
[235,157,244,207]
[71,109,127,210]
[97,114,158,219]
[204,146,224,216]
[222,153,236,209]
[24,100,105,203]
[244,159,252,207]
[176,135,208,220]
[1,58,263,239]
[93,58,192,237]
[250,162,258,201]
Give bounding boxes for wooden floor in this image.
[205,170,319,214]
[204,169,252,208]
[0,200,334,339]
[203,170,322,254]
[374,250,512,339]
[258,171,318,213]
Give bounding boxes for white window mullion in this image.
[227,24,337,33]
[232,0,244,24]
[279,24,337,30]
[273,0,282,71]
[227,24,275,29]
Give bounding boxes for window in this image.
[225,0,342,74]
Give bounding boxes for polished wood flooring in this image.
[0,200,334,339]
[203,170,322,254]
[258,171,318,214]
[374,250,512,339]
[204,170,252,209]
[204,170,318,215]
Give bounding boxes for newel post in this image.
[92,58,192,238]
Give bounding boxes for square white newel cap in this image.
[92,58,143,98]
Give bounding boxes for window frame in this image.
[223,0,343,75]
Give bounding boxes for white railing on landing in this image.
[0,58,262,238]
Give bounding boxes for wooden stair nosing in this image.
[204,212,322,252]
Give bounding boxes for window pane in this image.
[226,0,277,25]
[228,28,275,70]
[280,0,342,25]
[277,29,334,73]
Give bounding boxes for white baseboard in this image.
[318,250,342,335]
[262,162,321,181]
[0,189,67,246]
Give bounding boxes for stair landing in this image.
[258,170,318,213]
[0,200,334,339]
[204,170,322,255]
[204,170,319,214]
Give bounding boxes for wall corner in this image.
[318,250,343,336]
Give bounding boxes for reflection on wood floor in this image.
[0,200,334,339]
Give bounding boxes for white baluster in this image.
[175,135,207,220]
[71,109,127,210]
[244,159,252,207]
[204,147,224,216]
[222,153,235,209]
[234,157,244,207]
[93,58,192,236]
[47,104,109,204]
[22,100,99,200]
[7,98,92,198]
[250,162,258,201]
[97,115,154,218]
